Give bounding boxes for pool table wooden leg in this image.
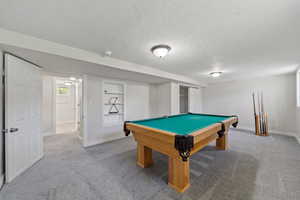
[137,144,153,168]
[216,132,228,150]
[168,157,190,193]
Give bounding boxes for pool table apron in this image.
[126,117,237,193]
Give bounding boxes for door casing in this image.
[0,52,5,189]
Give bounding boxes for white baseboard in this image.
[233,126,300,144]
[56,121,76,125]
[84,134,127,148]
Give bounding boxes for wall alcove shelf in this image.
[104,91,124,95]
[103,81,125,127]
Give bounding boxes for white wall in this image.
[203,74,299,137]
[126,83,150,120]
[170,83,180,115]
[149,83,170,117]
[150,82,203,117]
[149,82,180,117]
[149,84,159,117]
[189,87,203,113]
[156,83,171,116]
[42,75,55,136]
[84,75,151,146]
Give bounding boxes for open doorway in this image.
[56,77,79,134]
[42,75,83,142]
[180,85,189,113]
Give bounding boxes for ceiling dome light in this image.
[209,72,222,78]
[69,77,76,81]
[104,51,112,57]
[151,45,171,58]
[64,81,73,86]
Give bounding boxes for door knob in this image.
[9,128,19,133]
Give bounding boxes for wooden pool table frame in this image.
[124,113,238,193]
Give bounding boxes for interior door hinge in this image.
[1,129,8,134]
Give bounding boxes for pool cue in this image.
[257,92,263,135]
[264,113,269,136]
[261,92,265,135]
[252,93,259,135]
[263,93,267,135]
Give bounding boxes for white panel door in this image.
[0,54,4,188]
[5,54,43,182]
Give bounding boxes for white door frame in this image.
[0,52,5,189]
[82,74,88,147]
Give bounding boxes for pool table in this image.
[124,113,238,192]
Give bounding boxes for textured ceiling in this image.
[0,45,170,84]
[1,0,300,83]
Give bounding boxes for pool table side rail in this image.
[124,120,229,144]
[125,115,238,143]
[125,122,176,144]
[191,123,223,143]
[188,112,238,119]
[126,113,192,124]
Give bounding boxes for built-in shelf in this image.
[104,113,124,116]
[104,92,124,95]
[103,81,125,127]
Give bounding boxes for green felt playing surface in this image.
[131,113,231,135]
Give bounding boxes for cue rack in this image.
[252,92,269,136]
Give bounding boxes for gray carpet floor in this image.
[0,130,299,200]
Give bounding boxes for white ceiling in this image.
[1,0,300,83]
[0,45,170,84]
